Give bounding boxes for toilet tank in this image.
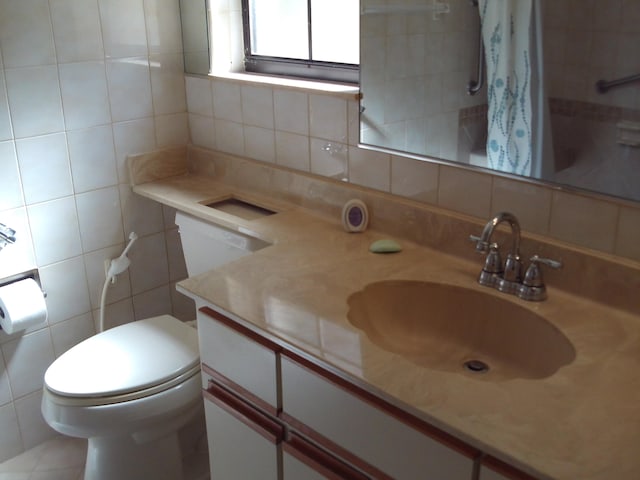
[175,212,270,277]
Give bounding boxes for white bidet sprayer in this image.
[99,232,138,333]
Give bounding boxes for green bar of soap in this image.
[369,239,402,253]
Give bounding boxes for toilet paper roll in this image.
[0,278,48,334]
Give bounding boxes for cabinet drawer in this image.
[480,457,540,480]
[198,307,281,412]
[281,353,477,480]
[203,380,282,480]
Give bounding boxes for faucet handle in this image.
[518,255,562,301]
[469,234,490,253]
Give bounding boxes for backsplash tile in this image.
[437,165,492,219]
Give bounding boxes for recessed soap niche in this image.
[201,196,277,221]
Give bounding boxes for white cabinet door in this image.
[281,355,476,480]
[198,306,280,411]
[204,380,283,480]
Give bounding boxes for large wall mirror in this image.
[359,0,640,202]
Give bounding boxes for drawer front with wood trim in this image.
[480,457,541,480]
[281,353,477,480]
[203,379,284,480]
[198,306,281,411]
[283,432,371,480]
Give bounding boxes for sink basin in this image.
[346,280,575,380]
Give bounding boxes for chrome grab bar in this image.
[0,223,16,245]
[467,1,483,96]
[595,73,640,94]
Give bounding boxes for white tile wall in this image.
[0,0,189,462]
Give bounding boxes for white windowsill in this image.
[199,70,361,100]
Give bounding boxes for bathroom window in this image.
[241,0,359,84]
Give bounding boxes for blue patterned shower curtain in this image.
[479,0,551,177]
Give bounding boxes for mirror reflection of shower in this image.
[359,0,640,202]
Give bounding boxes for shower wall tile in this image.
[106,58,154,122]
[14,390,55,450]
[0,142,23,210]
[2,329,55,399]
[5,66,65,138]
[28,197,83,265]
[59,61,111,130]
[76,187,124,252]
[67,126,118,193]
[50,0,105,63]
[0,0,56,68]
[144,0,183,55]
[0,75,12,141]
[98,0,148,59]
[15,134,73,205]
[0,404,22,463]
[49,312,95,358]
[83,244,132,309]
[39,256,91,325]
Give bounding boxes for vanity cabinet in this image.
[198,306,538,480]
[479,457,540,480]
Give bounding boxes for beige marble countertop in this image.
[134,172,640,480]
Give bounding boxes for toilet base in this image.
[85,432,183,480]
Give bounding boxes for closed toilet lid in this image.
[44,315,199,398]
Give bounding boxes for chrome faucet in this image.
[471,212,523,294]
[470,212,562,301]
[0,223,16,252]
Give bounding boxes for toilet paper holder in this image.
[0,270,48,333]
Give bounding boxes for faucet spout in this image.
[477,212,521,257]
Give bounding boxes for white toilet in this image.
[41,212,259,480]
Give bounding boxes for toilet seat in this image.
[44,315,199,406]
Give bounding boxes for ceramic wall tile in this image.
[274,89,309,136]
[0,207,36,280]
[59,61,111,130]
[2,329,55,398]
[15,133,73,205]
[4,66,64,138]
[83,244,132,309]
[155,113,189,148]
[309,94,347,143]
[0,404,22,463]
[165,227,188,282]
[244,126,276,164]
[14,390,56,450]
[438,165,492,219]
[49,312,95,358]
[128,232,169,295]
[0,354,11,406]
[119,184,164,238]
[27,197,82,266]
[391,155,439,205]
[0,142,23,210]
[0,75,12,141]
[112,118,157,183]
[549,191,619,252]
[50,0,104,63]
[491,177,552,236]
[75,187,124,252]
[348,147,390,192]
[310,138,347,181]
[144,0,183,55]
[106,57,153,122]
[0,0,56,68]
[98,296,135,330]
[132,284,172,320]
[215,119,245,157]
[189,114,216,151]
[67,126,118,193]
[212,80,242,123]
[98,0,148,59]
[39,256,91,325]
[275,131,310,171]
[150,55,187,115]
[241,85,274,129]
[185,76,214,117]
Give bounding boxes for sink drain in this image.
[463,359,489,374]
